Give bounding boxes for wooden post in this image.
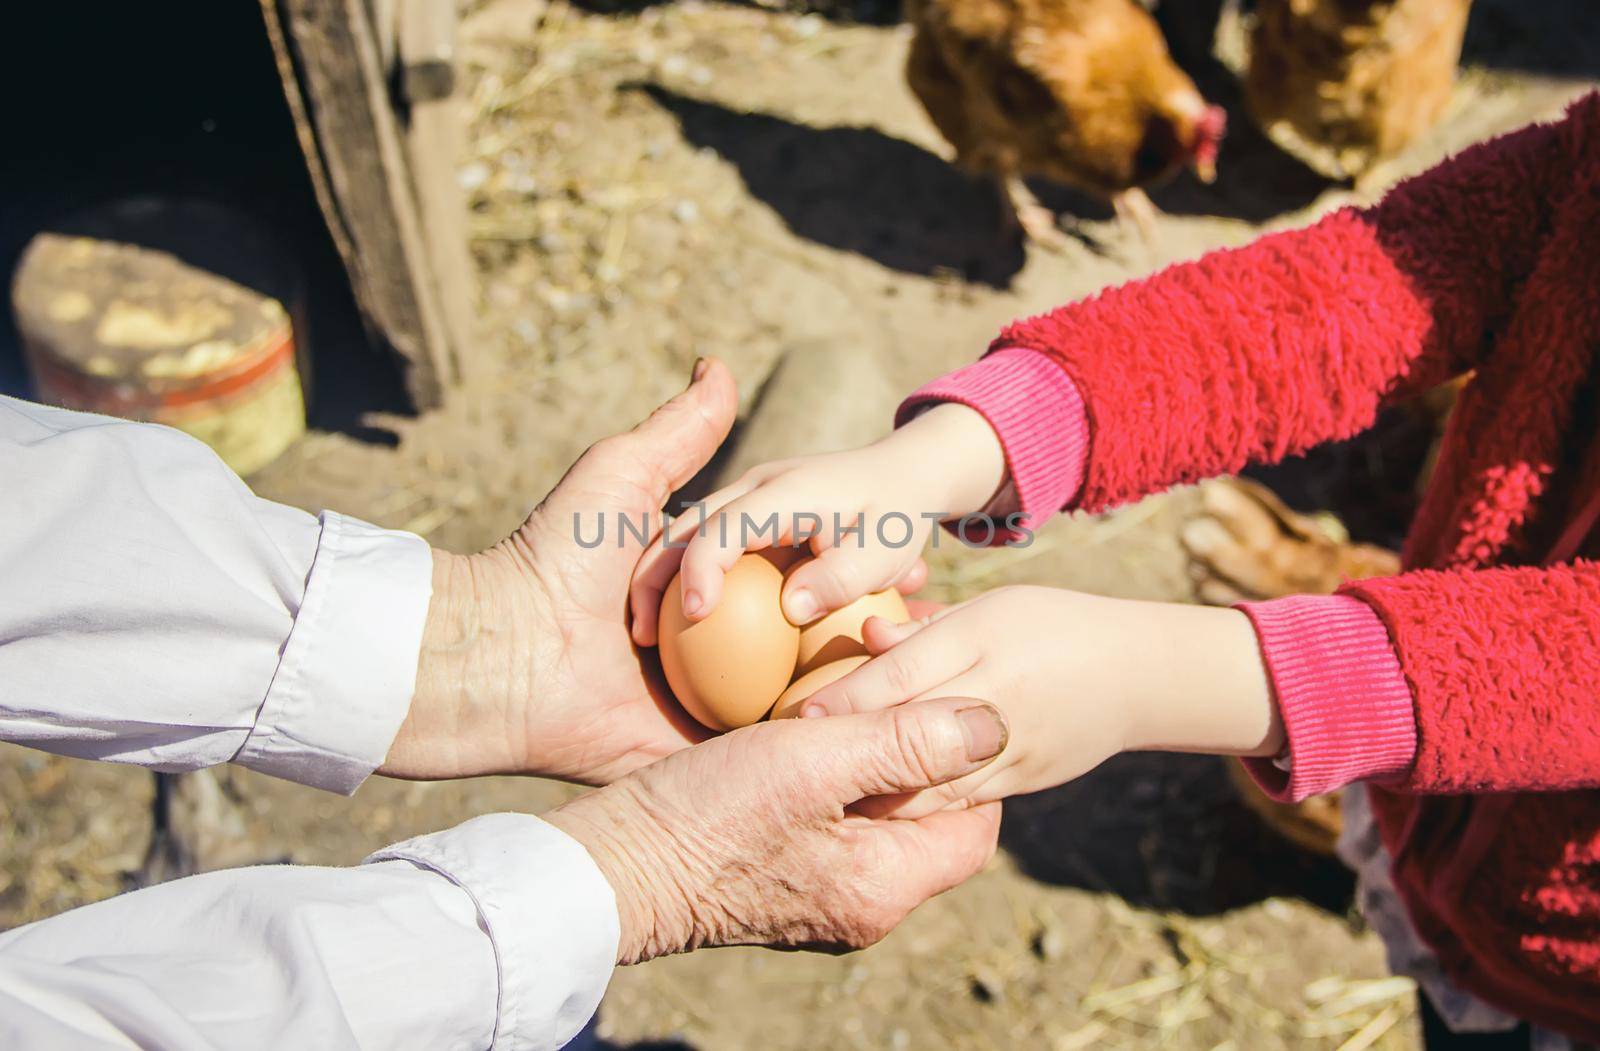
[257,0,468,409]
[398,0,478,381]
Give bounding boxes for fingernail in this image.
[785,589,819,625]
[957,704,1007,763]
[683,589,705,617]
[801,703,828,719]
[691,357,708,382]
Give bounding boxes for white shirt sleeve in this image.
[0,394,433,794]
[0,813,621,1051]
[0,396,622,1046]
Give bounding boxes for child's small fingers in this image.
[849,787,920,819]
[851,768,999,821]
[1180,518,1282,599]
[670,482,780,620]
[628,509,724,644]
[629,589,662,648]
[782,543,914,626]
[678,511,773,621]
[629,536,682,646]
[892,557,929,596]
[803,627,975,717]
[852,678,1004,818]
[862,615,922,654]
[627,482,757,644]
[851,782,964,820]
[863,597,965,654]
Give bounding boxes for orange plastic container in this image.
[11,198,307,476]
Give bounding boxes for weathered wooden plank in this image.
[257,0,457,408]
[399,0,478,380]
[397,0,458,103]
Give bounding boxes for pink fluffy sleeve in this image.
[896,348,1090,543]
[987,103,1582,514]
[1198,563,1600,800]
[890,100,1600,798]
[1343,563,1600,793]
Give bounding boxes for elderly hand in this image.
[544,697,1008,963]
[380,360,739,784]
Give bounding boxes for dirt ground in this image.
[4,0,1600,1047]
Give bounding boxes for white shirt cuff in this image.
[235,511,433,794]
[368,814,620,1051]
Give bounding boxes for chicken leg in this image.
[996,174,1069,251]
[1112,187,1161,245]
[1181,477,1400,606]
[129,769,291,888]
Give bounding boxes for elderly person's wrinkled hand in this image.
[381,361,739,784]
[545,696,1009,962]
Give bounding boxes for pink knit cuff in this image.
[895,348,1089,546]
[1237,594,1417,803]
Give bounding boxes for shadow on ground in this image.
[1001,752,1356,917]
[635,83,1027,287]
[1462,0,1600,79]
[639,79,1331,282]
[626,0,1600,276]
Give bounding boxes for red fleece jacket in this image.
[903,95,1600,1038]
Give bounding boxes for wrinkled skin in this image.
[383,358,931,785]
[381,361,742,784]
[543,697,1008,963]
[383,358,1009,968]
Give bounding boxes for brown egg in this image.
[658,553,801,731]
[789,568,911,677]
[769,655,869,720]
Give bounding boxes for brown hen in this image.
[1244,0,1473,180]
[905,0,1226,246]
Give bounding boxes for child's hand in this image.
[798,586,1283,817]
[629,403,1006,645]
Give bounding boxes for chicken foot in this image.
[1112,187,1161,245]
[129,769,292,888]
[995,173,1070,251]
[1181,477,1401,606]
